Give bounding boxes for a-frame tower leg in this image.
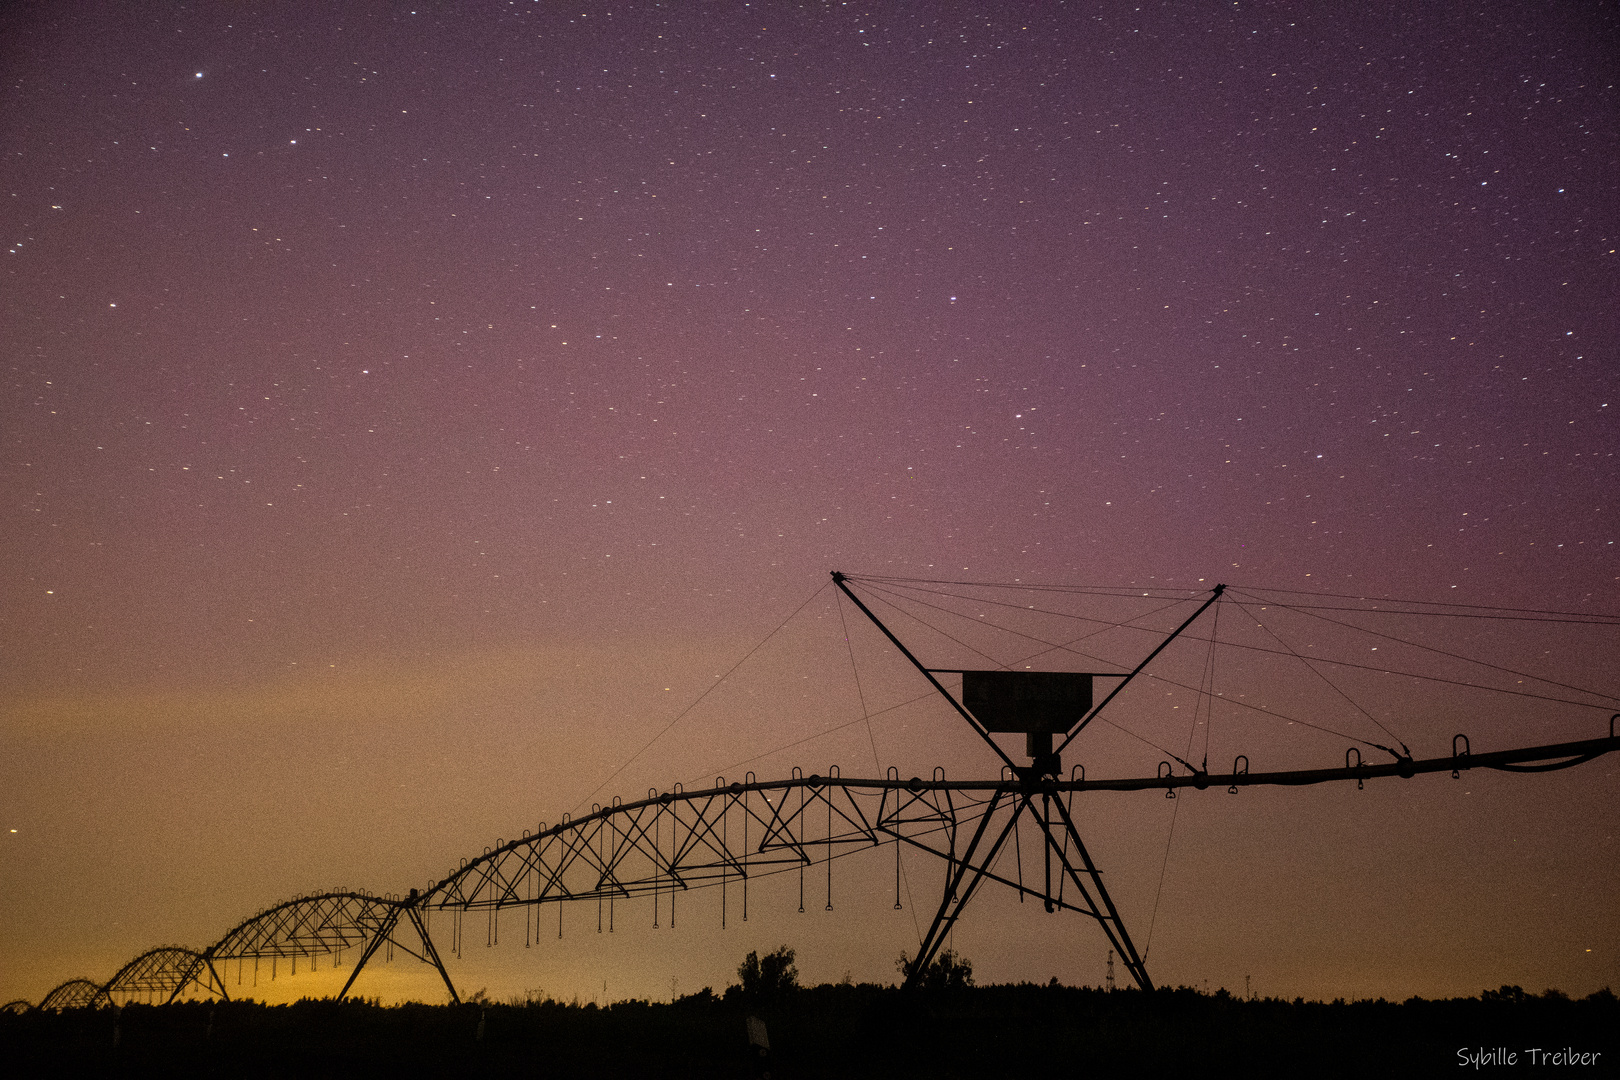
[904,790,1018,987]
[902,787,1155,993]
[406,905,460,1004]
[1045,793,1153,990]
[337,906,405,1001]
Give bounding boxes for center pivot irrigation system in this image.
[21,573,1620,1011]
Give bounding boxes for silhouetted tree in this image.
[897,948,973,991]
[737,946,799,1002]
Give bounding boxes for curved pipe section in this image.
[203,889,457,1004]
[419,771,974,914]
[208,891,404,961]
[37,978,110,1011]
[102,946,220,1006]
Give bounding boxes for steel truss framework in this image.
[412,728,1620,996]
[21,576,1620,1007]
[41,729,1610,1008]
[103,947,229,1006]
[208,891,459,1003]
[36,979,109,1011]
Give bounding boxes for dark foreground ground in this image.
[3,984,1614,1078]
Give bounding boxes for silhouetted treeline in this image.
[2,982,1613,1078]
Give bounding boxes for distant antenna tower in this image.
[1106,949,1115,992]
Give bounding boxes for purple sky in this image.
[3,2,1616,1006]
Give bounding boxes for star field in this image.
[2,2,1616,1005]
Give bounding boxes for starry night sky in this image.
[3,2,1616,1006]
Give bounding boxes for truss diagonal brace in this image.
[1057,584,1224,755]
[405,903,459,1004]
[906,790,1018,989]
[1046,793,1152,990]
[900,789,1156,993]
[337,905,405,1002]
[201,955,230,1003]
[832,571,1019,772]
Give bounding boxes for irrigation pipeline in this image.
[427,728,1620,897]
[23,567,1619,1009]
[29,726,1618,1010]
